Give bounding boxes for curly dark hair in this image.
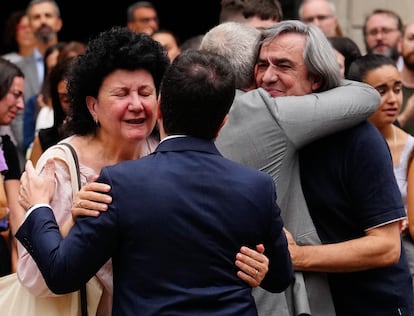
[65,26,169,136]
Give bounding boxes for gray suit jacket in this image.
[13,51,42,167]
[16,52,42,103]
[215,80,380,316]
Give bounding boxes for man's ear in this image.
[311,76,322,92]
[56,18,63,33]
[157,98,168,139]
[157,97,162,120]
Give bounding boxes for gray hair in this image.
[200,22,261,90]
[298,0,336,20]
[261,20,341,91]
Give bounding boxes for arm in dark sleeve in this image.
[15,182,117,294]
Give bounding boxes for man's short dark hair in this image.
[160,50,236,139]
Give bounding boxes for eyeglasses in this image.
[366,28,399,37]
[302,15,332,23]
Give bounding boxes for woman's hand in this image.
[236,244,269,287]
[19,159,56,210]
[72,180,111,220]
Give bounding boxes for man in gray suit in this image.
[14,0,62,167]
[201,21,380,315]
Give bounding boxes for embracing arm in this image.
[73,181,271,287]
[16,160,62,295]
[16,160,112,294]
[17,157,80,296]
[263,80,381,148]
[235,244,268,287]
[285,222,401,272]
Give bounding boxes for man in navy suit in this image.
[16,49,293,315]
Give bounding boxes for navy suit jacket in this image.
[17,137,293,316]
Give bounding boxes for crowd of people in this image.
[1,0,414,315]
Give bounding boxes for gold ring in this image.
[77,201,82,208]
[255,269,259,277]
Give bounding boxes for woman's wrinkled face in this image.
[364,65,403,128]
[88,69,158,143]
[0,76,24,125]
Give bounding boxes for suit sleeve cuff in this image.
[25,204,53,220]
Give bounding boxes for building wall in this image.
[331,0,413,54]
